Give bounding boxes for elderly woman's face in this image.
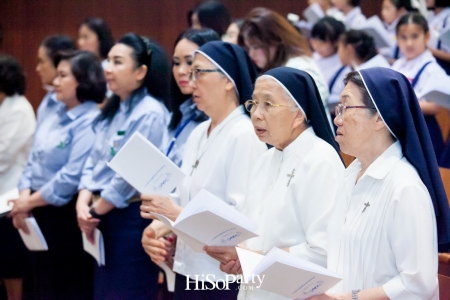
[189,53,229,115]
[250,77,301,149]
[334,81,376,156]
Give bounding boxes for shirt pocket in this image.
[108,131,126,158]
[46,133,73,168]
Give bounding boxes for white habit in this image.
[238,127,345,300]
[327,142,438,299]
[173,105,267,281]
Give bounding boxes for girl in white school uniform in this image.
[338,30,391,71]
[392,12,450,159]
[311,17,347,114]
[380,0,418,61]
[427,0,450,74]
[331,0,366,29]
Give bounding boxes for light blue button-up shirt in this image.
[79,87,169,208]
[36,91,63,128]
[162,98,205,167]
[18,101,100,206]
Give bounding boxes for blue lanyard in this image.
[394,45,400,60]
[437,15,448,50]
[411,61,432,88]
[328,66,346,93]
[165,113,197,156]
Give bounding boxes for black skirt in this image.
[22,196,94,300]
[0,216,28,279]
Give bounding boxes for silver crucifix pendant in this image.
[287,169,295,187]
[190,160,199,176]
[362,202,370,213]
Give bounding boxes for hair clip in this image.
[140,36,152,56]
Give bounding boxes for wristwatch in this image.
[89,207,104,220]
[352,290,360,300]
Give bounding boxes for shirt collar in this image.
[279,127,316,160]
[58,101,98,123]
[120,86,147,113]
[345,141,403,180]
[345,6,362,24]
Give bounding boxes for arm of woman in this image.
[429,47,450,63]
[419,101,441,115]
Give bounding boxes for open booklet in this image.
[303,2,324,24]
[152,189,258,252]
[237,247,341,299]
[439,26,450,48]
[18,217,48,251]
[107,131,186,195]
[0,188,19,217]
[355,15,394,49]
[417,77,450,109]
[82,229,105,266]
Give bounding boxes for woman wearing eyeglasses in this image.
[140,41,267,299]
[201,67,344,299]
[307,68,450,300]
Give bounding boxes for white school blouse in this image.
[172,105,267,281]
[355,54,390,70]
[327,142,438,299]
[238,128,345,300]
[427,7,450,53]
[392,50,450,101]
[345,6,367,30]
[313,52,343,86]
[0,94,36,194]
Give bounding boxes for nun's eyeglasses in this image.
[244,100,296,113]
[335,104,369,116]
[188,68,222,82]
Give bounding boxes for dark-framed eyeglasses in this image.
[335,103,369,116]
[188,68,222,82]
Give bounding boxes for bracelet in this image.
[352,290,360,300]
[89,207,104,220]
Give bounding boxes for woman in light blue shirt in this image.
[11,50,106,299]
[76,33,170,300]
[164,28,220,166]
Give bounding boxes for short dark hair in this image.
[55,51,106,103]
[343,71,377,116]
[192,1,231,36]
[0,55,26,96]
[389,0,417,11]
[396,12,429,35]
[41,35,77,68]
[435,0,450,8]
[340,30,378,63]
[79,18,115,59]
[311,17,346,43]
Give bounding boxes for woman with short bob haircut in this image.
[12,50,105,299]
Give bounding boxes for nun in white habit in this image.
[204,67,345,300]
[139,41,267,299]
[308,68,450,300]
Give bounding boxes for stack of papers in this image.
[356,16,394,49]
[153,189,258,252]
[18,217,48,251]
[107,131,186,195]
[440,26,450,48]
[303,3,325,24]
[82,229,105,266]
[237,247,341,299]
[0,188,19,217]
[417,77,450,109]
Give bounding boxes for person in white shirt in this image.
[238,7,331,121]
[310,17,347,114]
[392,12,450,159]
[308,68,449,300]
[0,54,35,300]
[331,0,366,29]
[380,0,417,61]
[140,41,267,299]
[426,0,450,74]
[203,67,344,300]
[338,30,391,71]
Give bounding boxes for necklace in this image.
[190,110,243,176]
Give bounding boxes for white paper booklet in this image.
[107,131,186,195]
[152,189,258,252]
[18,217,48,251]
[237,247,341,299]
[439,26,450,47]
[303,2,325,24]
[356,16,394,49]
[0,188,19,216]
[159,262,175,292]
[417,78,450,109]
[82,229,105,266]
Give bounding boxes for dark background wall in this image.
[0,0,380,110]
